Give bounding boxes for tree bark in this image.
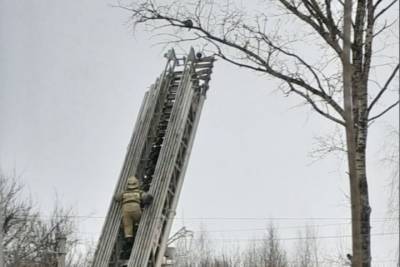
[0,196,3,267]
[342,0,369,266]
[346,46,371,267]
[355,128,371,266]
[344,88,371,267]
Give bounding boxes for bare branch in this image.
[373,0,384,9]
[278,0,343,55]
[368,64,400,114]
[0,172,85,266]
[124,3,346,121]
[374,0,398,21]
[120,1,397,266]
[368,100,399,121]
[287,82,346,126]
[372,19,398,37]
[308,127,347,163]
[245,24,327,94]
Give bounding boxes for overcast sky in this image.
[0,0,398,265]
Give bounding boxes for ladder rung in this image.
[174,164,181,172]
[195,62,213,69]
[167,188,175,196]
[180,139,188,148]
[196,56,215,62]
[196,69,212,75]
[198,76,211,81]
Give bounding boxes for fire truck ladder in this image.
[92,48,214,267]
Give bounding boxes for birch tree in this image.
[122,0,399,266]
[0,191,4,266]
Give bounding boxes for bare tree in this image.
[194,224,214,267]
[0,191,4,266]
[174,224,289,266]
[380,127,399,266]
[174,224,214,267]
[261,224,288,267]
[0,171,89,267]
[121,0,399,265]
[243,224,288,267]
[381,127,399,218]
[67,241,95,267]
[242,238,259,267]
[260,225,288,267]
[294,226,320,267]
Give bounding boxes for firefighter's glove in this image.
[142,192,154,207]
[114,193,123,203]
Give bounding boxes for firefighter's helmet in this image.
[127,176,140,190]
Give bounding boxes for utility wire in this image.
[75,231,398,242]
[25,214,398,221]
[74,221,351,236]
[186,232,398,242]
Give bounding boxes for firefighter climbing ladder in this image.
[92,48,214,267]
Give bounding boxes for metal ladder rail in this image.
[133,71,186,266]
[93,48,214,267]
[153,90,202,266]
[153,58,215,266]
[108,74,176,266]
[128,49,198,267]
[110,72,183,266]
[93,85,156,267]
[109,63,182,266]
[141,69,185,191]
[92,55,177,267]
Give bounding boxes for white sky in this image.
[0,0,398,265]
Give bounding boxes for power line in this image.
[28,214,398,221]
[75,231,398,242]
[173,217,397,221]
[187,232,399,242]
[74,222,350,236]
[192,222,353,233]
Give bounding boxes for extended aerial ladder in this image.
[92,48,214,267]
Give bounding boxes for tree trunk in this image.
[0,197,3,267]
[345,76,372,267]
[355,129,371,266]
[346,123,371,267]
[346,75,372,267]
[342,0,361,264]
[343,1,371,266]
[346,129,361,267]
[355,73,371,266]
